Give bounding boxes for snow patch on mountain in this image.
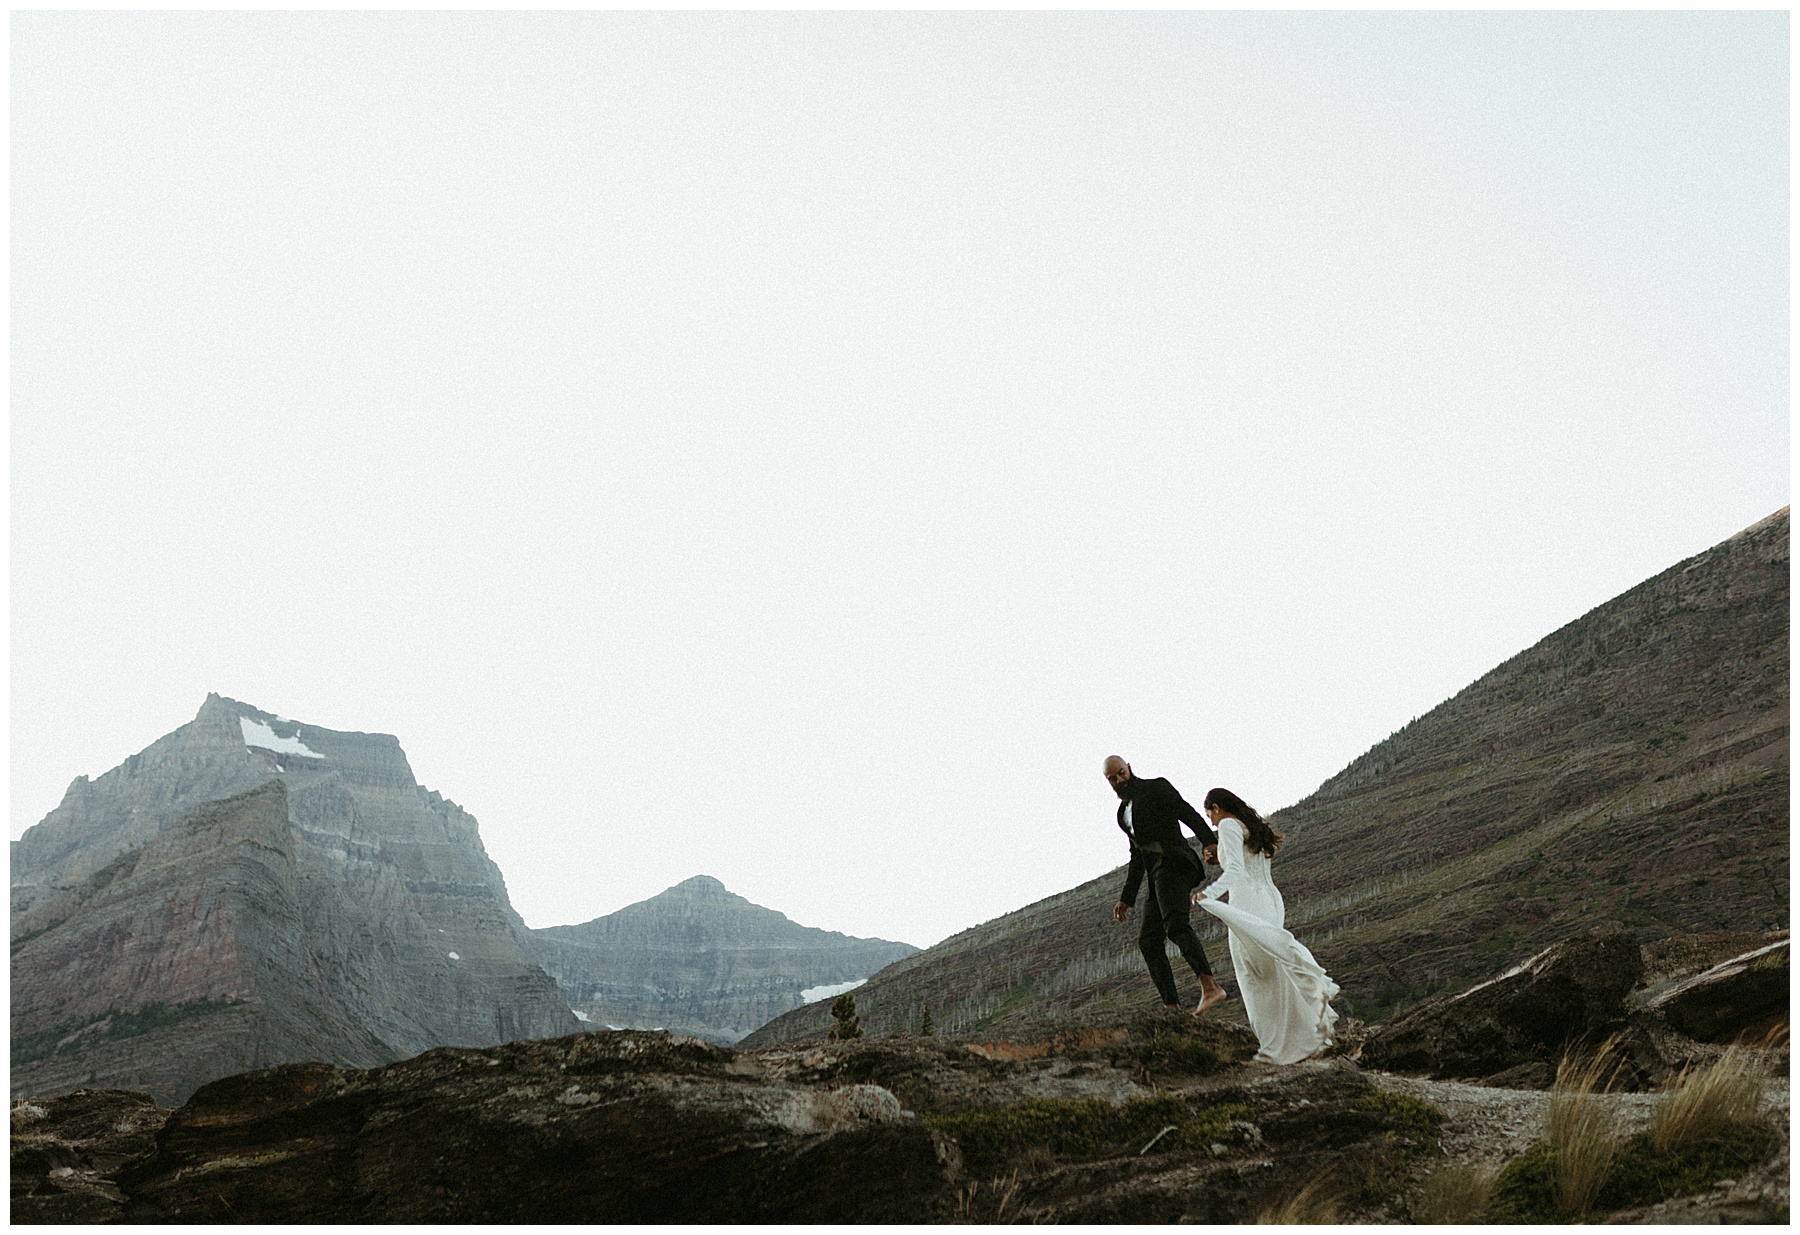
[239,718,325,759]
[800,979,865,1005]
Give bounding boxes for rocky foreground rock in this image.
[13,929,1787,1224]
[1357,928,1788,1090]
[13,1016,1430,1224]
[1358,930,1646,1085]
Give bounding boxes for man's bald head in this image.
[1103,756,1132,787]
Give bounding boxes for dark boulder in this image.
[114,1031,957,1223]
[16,1016,1460,1225]
[11,1088,168,1223]
[1641,938,1788,1043]
[1360,931,1644,1083]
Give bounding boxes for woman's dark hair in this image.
[1203,787,1283,858]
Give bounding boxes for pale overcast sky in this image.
[11,11,1788,948]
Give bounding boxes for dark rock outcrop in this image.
[113,1033,960,1224]
[1642,937,1789,1043]
[1358,931,1642,1082]
[524,876,917,1044]
[11,696,578,1104]
[10,1089,168,1224]
[14,1016,1435,1224]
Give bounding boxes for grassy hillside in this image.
[745,509,1788,1046]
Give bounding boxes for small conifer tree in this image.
[919,1003,934,1037]
[828,991,863,1040]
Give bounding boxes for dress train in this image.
[1195,817,1339,1064]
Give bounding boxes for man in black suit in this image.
[1105,755,1228,1016]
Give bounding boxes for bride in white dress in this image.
[1191,787,1339,1064]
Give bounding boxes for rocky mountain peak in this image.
[523,878,918,1044]
[11,699,577,1103]
[669,874,731,897]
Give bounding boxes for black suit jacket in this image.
[1117,776,1217,907]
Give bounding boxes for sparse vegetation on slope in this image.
[746,510,1788,1049]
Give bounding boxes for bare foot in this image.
[1193,987,1227,1018]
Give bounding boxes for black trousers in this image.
[1138,856,1213,1006]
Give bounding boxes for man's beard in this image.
[1112,777,1132,800]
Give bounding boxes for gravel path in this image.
[1365,1073,1653,1168]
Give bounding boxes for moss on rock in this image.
[920,1095,1254,1177]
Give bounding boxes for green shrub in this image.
[1334,1089,1447,1211]
[828,992,863,1041]
[1357,1089,1444,1146]
[1599,1124,1776,1211]
[1488,1143,1561,1224]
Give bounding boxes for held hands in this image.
[1113,901,1130,924]
[1191,889,1207,904]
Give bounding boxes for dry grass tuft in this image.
[1017,1143,1059,1176]
[1257,1174,1341,1224]
[1544,1035,1627,1216]
[952,1171,1025,1224]
[1410,1161,1498,1224]
[1648,1045,1765,1154]
[1745,1020,1789,1052]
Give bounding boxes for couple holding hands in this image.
[1104,756,1338,1065]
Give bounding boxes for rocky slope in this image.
[745,509,1788,1046]
[523,876,917,1044]
[9,1020,1435,1223]
[12,930,1787,1224]
[11,696,577,1104]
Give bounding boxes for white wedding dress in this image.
[1195,816,1340,1064]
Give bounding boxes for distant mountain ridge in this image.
[745,508,1789,1047]
[11,695,577,1103]
[523,876,917,1044]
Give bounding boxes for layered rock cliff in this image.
[524,876,917,1044]
[11,696,578,1103]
